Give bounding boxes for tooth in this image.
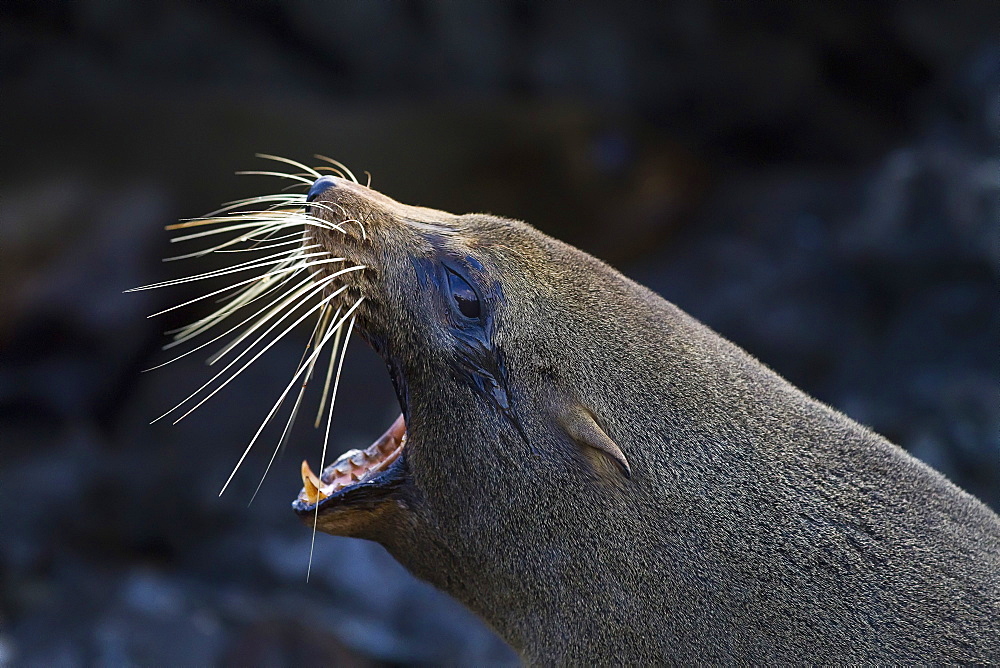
[350,452,368,466]
[302,459,322,489]
[300,460,329,504]
[350,472,362,482]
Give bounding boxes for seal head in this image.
[293,176,631,540]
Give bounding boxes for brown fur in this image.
[303,178,1000,664]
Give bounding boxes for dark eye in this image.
[447,269,481,319]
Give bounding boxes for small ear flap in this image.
[559,405,632,479]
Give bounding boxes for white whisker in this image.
[166,258,307,338]
[248,305,336,505]
[206,255,308,308]
[216,238,306,253]
[150,277,343,423]
[255,153,322,179]
[143,274,318,371]
[145,257,353,319]
[314,154,359,184]
[162,228,306,261]
[235,170,314,185]
[151,250,329,290]
[147,273,292,319]
[164,280,352,426]
[131,247,326,291]
[218,298,364,498]
[196,195,305,220]
[314,318,344,428]
[308,310,359,581]
[169,220,305,244]
[205,276,336,365]
[168,212,345,243]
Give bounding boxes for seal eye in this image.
[446,269,481,319]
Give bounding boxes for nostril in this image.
[306,176,338,202]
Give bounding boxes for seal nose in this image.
[306,175,339,202]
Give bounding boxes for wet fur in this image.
[310,182,1000,664]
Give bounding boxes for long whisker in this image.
[168,209,338,237]
[197,263,361,344]
[144,257,351,319]
[167,219,307,243]
[151,275,344,423]
[204,274,333,365]
[235,170,315,185]
[179,195,306,223]
[308,311,359,581]
[154,249,328,290]
[162,227,308,261]
[218,298,364,498]
[167,237,322,337]
[215,237,306,253]
[167,213,343,243]
[314,154,360,184]
[162,270,286,336]
[143,273,318,371]
[248,304,337,506]
[314,319,344,428]
[130,247,326,291]
[255,153,322,179]
[165,280,351,426]
[164,258,308,340]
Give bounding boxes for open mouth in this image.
[294,413,407,510]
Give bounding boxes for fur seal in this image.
[291,175,1000,663]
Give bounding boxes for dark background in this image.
[1,1,997,665]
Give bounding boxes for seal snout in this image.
[306,175,339,202]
